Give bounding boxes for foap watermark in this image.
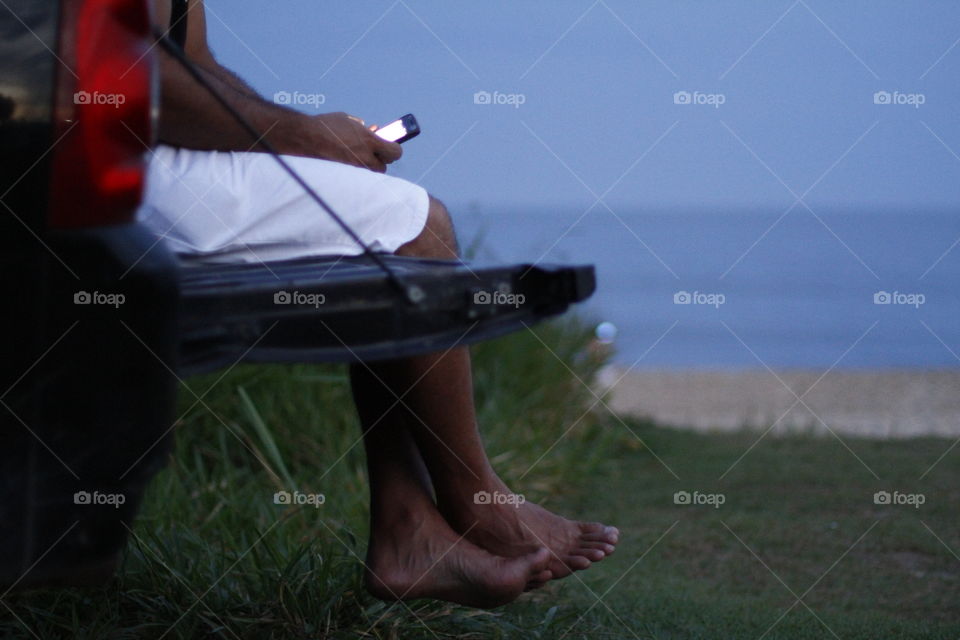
[274,290,326,308]
[74,91,126,109]
[273,91,326,109]
[674,290,725,308]
[674,490,725,509]
[473,90,526,108]
[273,490,326,508]
[474,290,526,309]
[473,490,526,508]
[874,291,925,308]
[874,490,925,509]
[74,490,126,509]
[74,290,125,308]
[674,90,726,108]
[873,91,925,109]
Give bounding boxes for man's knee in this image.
[397,195,459,259]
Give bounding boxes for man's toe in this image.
[564,555,592,571]
[580,524,618,544]
[575,547,606,561]
[580,540,616,554]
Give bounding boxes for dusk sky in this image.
[203,1,960,213]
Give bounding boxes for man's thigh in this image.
[137,146,430,263]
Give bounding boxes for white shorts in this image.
[136,145,430,264]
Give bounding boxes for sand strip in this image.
[598,368,960,438]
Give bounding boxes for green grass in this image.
[2,319,959,639]
[549,424,960,639]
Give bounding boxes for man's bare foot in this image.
[365,503,552,609]
[440,477,619,581]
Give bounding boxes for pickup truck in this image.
[0,0,595,589]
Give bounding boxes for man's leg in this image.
[352,363,551,608]
[361,197,618,581]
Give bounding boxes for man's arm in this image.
[171,6,261,100]
[203,64,260,99]
[152,0,401,171]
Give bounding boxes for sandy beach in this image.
[598,367,960,439]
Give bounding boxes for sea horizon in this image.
[454,205,960,369]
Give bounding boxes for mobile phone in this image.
[375,114,420,144]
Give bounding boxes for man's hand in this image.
[307,112,403,173]
[153,0,404,171]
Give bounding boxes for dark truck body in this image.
[0,0,594,588]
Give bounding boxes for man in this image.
[144,0,619,608]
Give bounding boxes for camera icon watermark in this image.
[73,91,126,109]
[73,490,126,509]
[873,90,925,108]
[274,290,326,308]
[473,290,526,308]
[273,490,326,508]
[473,490,526,508]
[473,90,526,108]
[673,490,725,509]
[673,90,725,108]
[273,91,326,109]
[74,290,125,308]
[873,490,924,509]
[873,291,925,308]
[673,290,725,308]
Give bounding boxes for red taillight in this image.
[49,0,155,228]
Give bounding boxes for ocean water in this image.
[456,208,960,369]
